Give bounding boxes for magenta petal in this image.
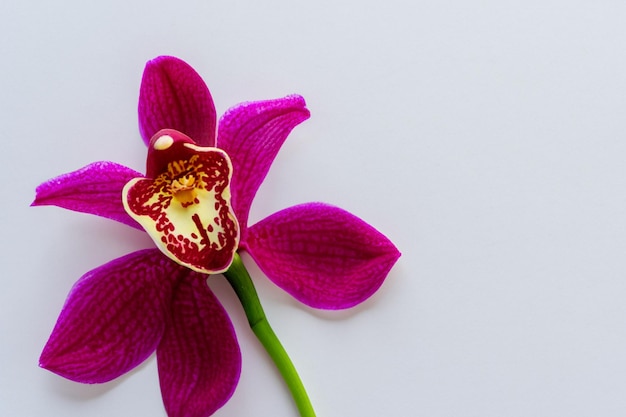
[138,56,217,147]
[245,203,401,309]
[217,95,310,240]
[32,161,143,230]
[40,249,185,383]
[157,273,241,417]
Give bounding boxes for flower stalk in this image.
[223,253,316,417]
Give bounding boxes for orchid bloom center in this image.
[171,172,196,194]
[122,130,239,274]
[167,160,200,206]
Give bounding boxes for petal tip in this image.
[146,55,182,68]
[38,348,87,383]
[282,94,310,118]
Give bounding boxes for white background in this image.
[2,0,626,416]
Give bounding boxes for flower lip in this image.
[124,128,240,274]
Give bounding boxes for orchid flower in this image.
[33,56,400,417]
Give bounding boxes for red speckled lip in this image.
[123,130,239,274]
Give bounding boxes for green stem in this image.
[223,253,316,417]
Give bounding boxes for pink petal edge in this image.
[40,249,186,383]
[217,95,310,241]
[157,273,241,417]
[32,161,143,230]
[245,203,401,309]
[138,56,217,147]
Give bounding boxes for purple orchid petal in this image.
[245,203,401,310]
[32,161,143,230]
[40,249,186,383]
[217,95,310,241]
[157,273,241,417]
[139,56,217,147]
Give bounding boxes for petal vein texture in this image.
[217,95,310,241]
[139,56,217,147]
[32,161,143,230]
[157,274,241,417]
[246,203,401,309]
[40,249,184,383]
